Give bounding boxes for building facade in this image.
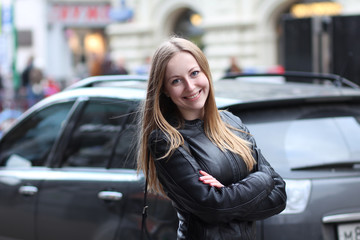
[11,0,360,85]
[108,0,293,80]
[107,0,360,80]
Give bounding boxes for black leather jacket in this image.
[148,111,287,240]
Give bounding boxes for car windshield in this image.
[234,102,360,170]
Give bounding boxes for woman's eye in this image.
[191,71,200,77]
[171,79,181,84]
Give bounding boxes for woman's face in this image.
[164,51,210,120]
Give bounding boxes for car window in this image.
[0,101,75,167]
[109,109,139,169]
[61,99,137,168]
[233,103,360,170]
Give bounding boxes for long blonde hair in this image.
[137,37,255,195]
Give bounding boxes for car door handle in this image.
[19,185,38,196]
[98,191,123,201]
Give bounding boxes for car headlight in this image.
[281,179,311,214]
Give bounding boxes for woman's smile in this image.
[184,90,201,100]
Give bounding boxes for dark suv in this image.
[0,73,360,240]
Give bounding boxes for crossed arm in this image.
[149,130,287,224]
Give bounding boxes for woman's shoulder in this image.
[148,129,168,142]
[220,111,253,141]
[147,129,171,156]
[220,110,244,128]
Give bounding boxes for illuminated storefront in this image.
[291,2,342,18]
[15,0,131,84]
[47,2,112,81]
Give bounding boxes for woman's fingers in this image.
[199,170,224,188]
[199,170,209,176]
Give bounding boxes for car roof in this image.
[214,79,360,103]
[39,72,360,110]
[64,75,148,90]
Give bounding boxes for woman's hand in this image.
[199,170,224,188]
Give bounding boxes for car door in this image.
[0,100,76,240]
[35,98,146,240]
[107,105,178,240]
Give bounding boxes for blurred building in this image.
[14,0,113,86]
[11,0,360,84]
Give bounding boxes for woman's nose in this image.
[184,78,195,91]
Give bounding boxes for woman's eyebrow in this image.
[166,74,181,82]
[188,65,200,72]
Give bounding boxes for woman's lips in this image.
[184,90,201,100]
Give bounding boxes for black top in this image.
[148,111,287,240]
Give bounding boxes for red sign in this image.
[49,4,112,25]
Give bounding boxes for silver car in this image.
[0,73,359,240]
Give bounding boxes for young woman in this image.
[137,37,287,240]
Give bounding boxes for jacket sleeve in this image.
[221,111,287,221]
[240,147,287,221]
[149,129,285,224]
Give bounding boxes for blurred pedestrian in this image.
[75,54,89,79]
[225,56,242,76]
[101,55,129,75]
[135,56,151,75]
[20,56,35,109]
[137,37,286,240]
[43,78,61,97]
[89,53,103,76]
[28,67,45,107]
[101,55,114,75]
[111,57,128,75]
[21,56,34,88]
